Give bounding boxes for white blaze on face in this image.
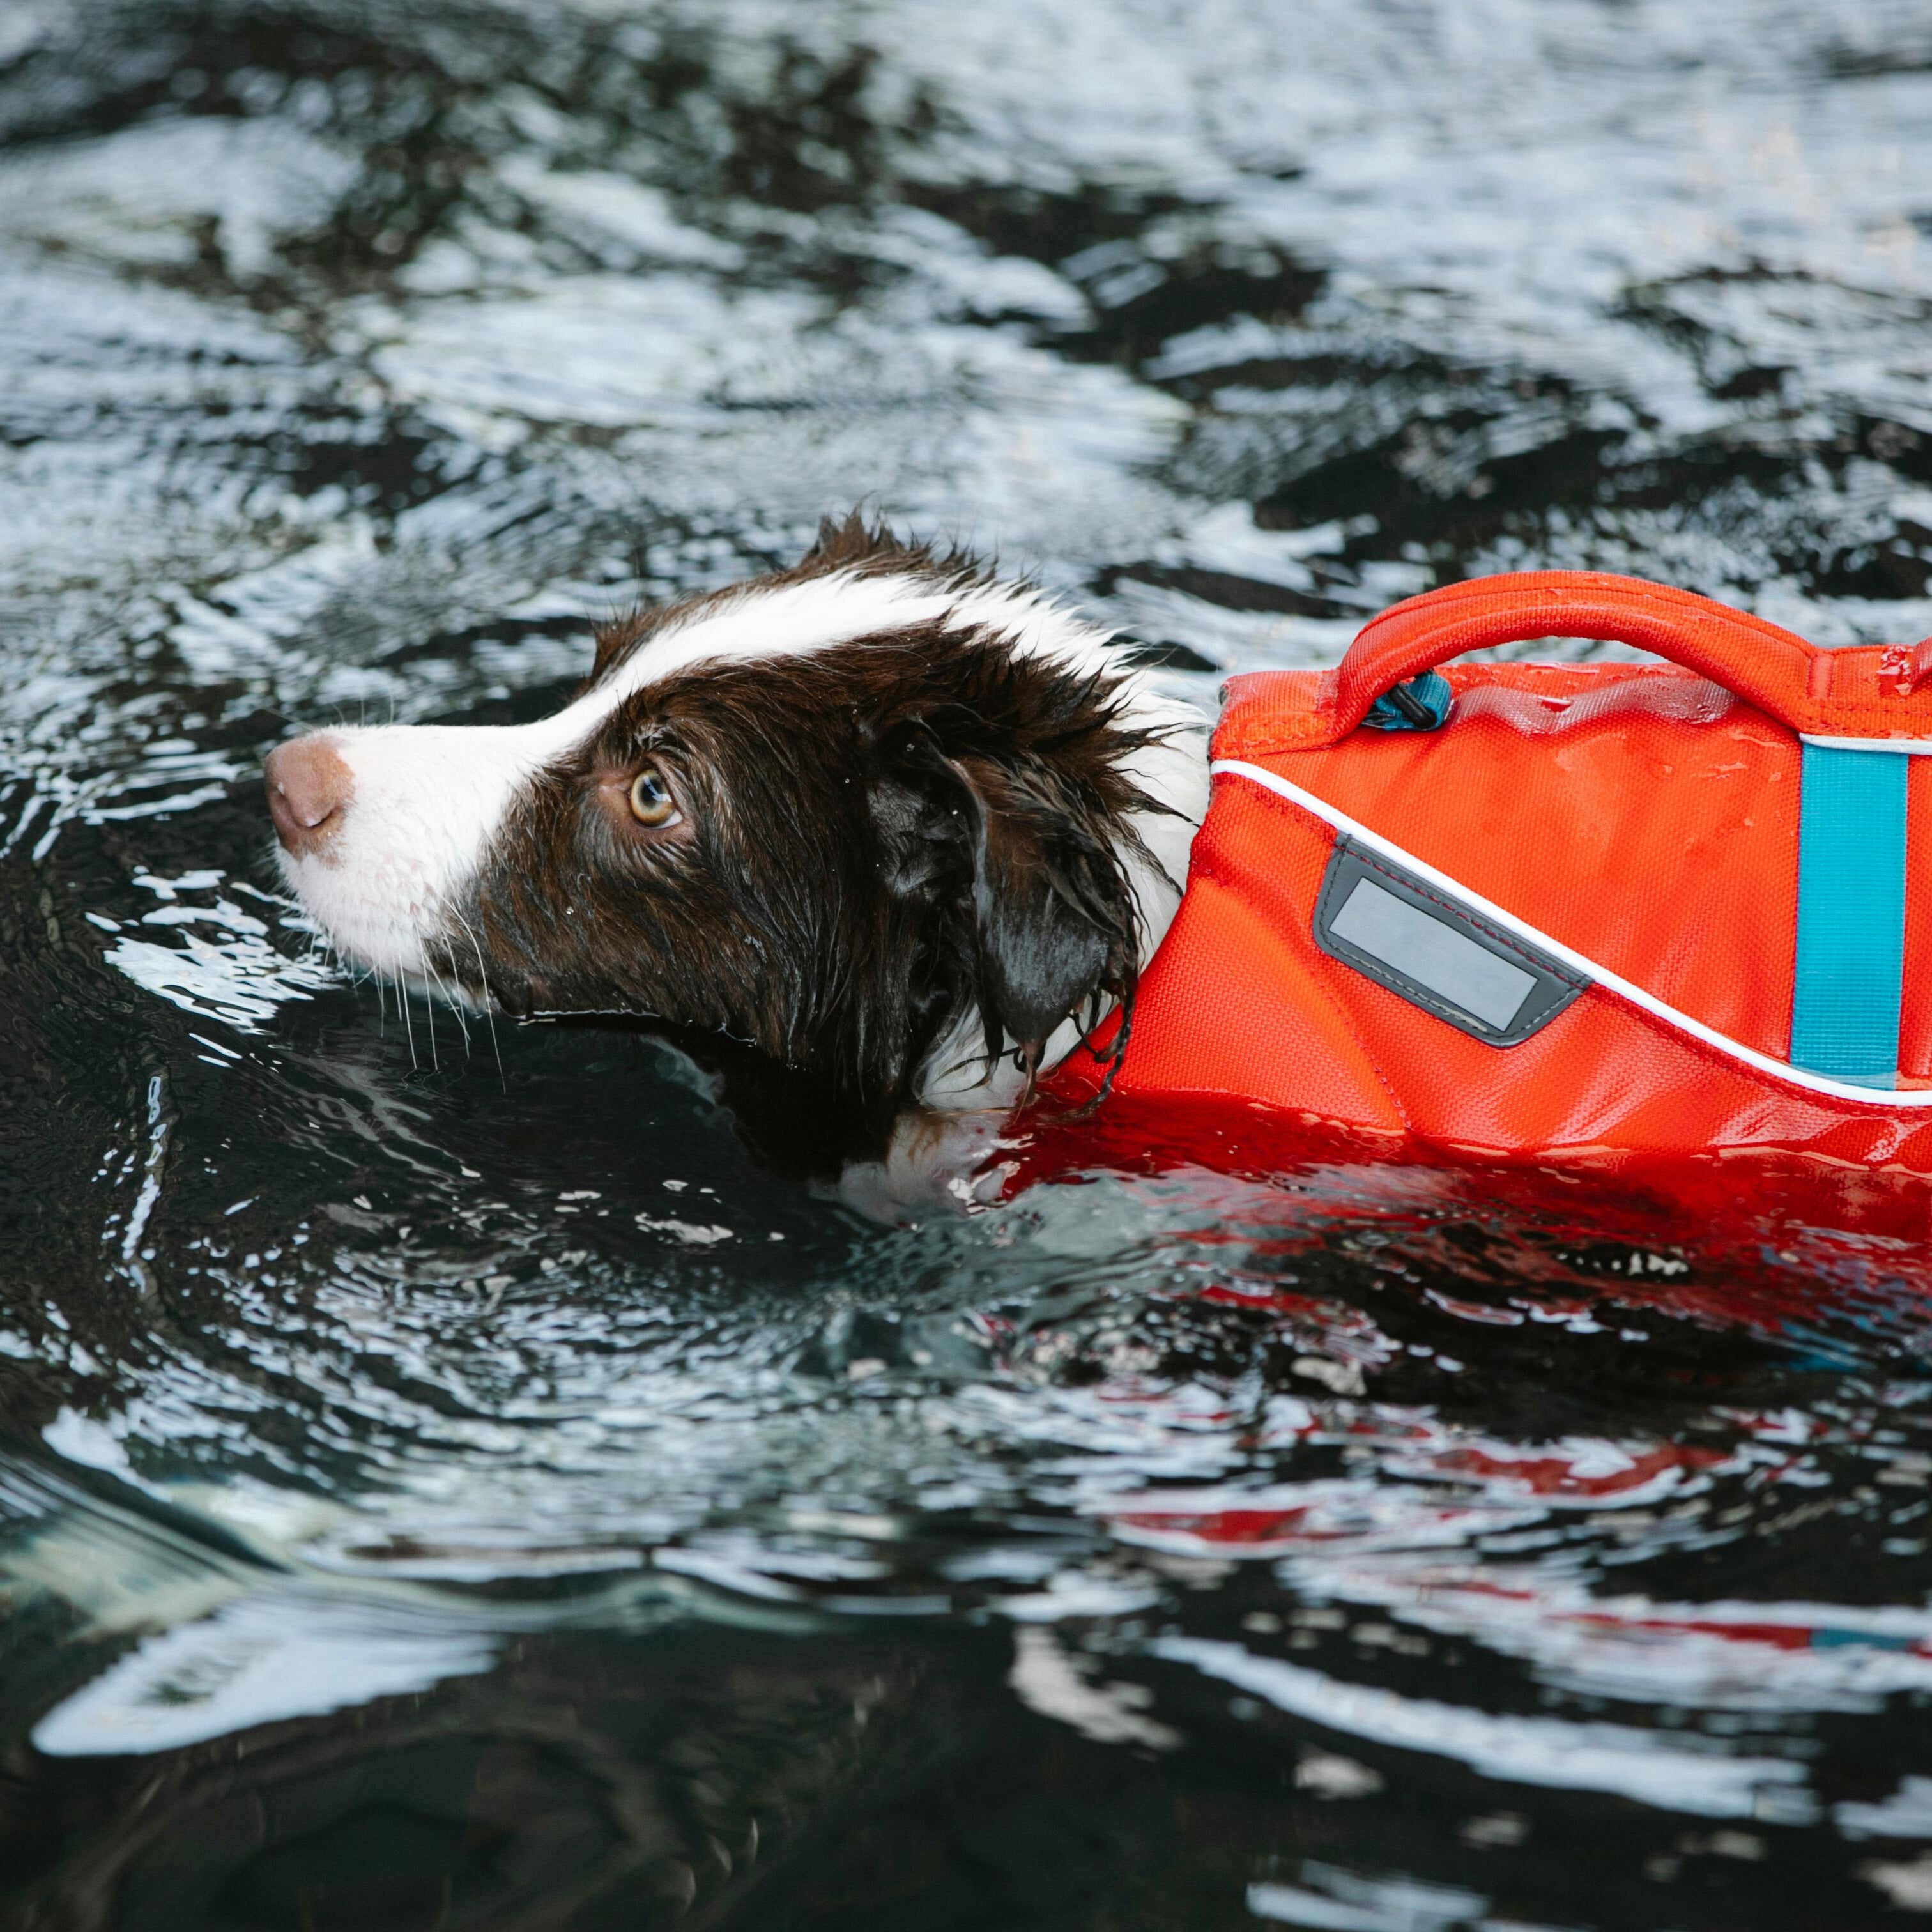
[275,565,1211,1087]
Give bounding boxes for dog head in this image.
[266,517,1208,1110]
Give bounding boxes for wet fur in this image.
[461,518,1177,1113]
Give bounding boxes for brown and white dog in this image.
[265,517,1210,1132]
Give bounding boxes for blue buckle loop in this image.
[1365,670,1452,732]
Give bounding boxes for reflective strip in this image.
[1800,734,1932,755]
[1790,744,1907,1087]
[1209,758,1932,1108]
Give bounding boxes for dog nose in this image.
[265,734,354,857]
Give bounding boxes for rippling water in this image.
[7,2,1932,1925]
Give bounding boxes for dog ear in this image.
[868,727,1142,1098]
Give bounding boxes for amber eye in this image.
[627,763,680,828]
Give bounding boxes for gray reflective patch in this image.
[1312,838,1588,1047]
[1330,877,1535,1031]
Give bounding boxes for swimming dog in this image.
[266,516,1209,1124]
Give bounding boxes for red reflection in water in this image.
[1007,1093,1932,1333]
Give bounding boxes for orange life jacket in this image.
[1051,571,1932,1179]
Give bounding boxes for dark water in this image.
[7,3,1932,1926]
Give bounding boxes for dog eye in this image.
[627,764,680,828]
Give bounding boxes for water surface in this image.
[6,2,1932,1925]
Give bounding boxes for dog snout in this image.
[266,734,354,858]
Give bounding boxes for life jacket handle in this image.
[1325,570,1932,746]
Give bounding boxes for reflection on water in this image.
[6,1,1932,1925]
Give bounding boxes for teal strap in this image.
[1790,744,1908,1087]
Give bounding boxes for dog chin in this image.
[276,844,450,986]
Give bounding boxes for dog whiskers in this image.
[398,967,419,1070]
[426,949,468,1055]
[449,907,507,1093]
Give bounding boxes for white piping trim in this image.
[1799,733,1932,755]
[1209,757,1932,1109]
